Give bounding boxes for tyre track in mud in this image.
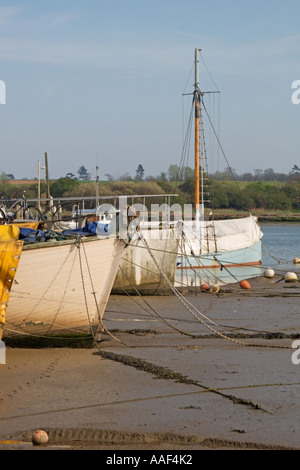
[11,427,295,450]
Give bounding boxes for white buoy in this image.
[285,272,298,283]
[264,268,275,278]
[32,429,48,446]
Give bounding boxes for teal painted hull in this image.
[176,241,262,287]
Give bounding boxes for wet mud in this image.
[1,274,300,451]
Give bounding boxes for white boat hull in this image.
[5,236,125,337]
[176,215,263,287]
[112,228,178,295]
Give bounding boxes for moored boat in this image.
[112,222,179,295]
[2,222,125,338]
[0,225,24,341]
[175,49,263,287]
[65,194,180,296]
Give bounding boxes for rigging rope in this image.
[139,233,249,346]
[8,231,293,351]
[138,232,291,350]
[77,237,129,347]
[116,265,198,338]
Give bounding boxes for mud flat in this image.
[0,274,300,451]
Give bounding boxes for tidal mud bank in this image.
[1,274,300,450]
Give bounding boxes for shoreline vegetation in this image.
[206,209,300,222]
[0,176,299,223]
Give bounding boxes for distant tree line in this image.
[178,178,300,211]
[0,163,299,212]
[1,162,299,184]
[95,163,300,183]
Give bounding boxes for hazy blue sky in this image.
[1,0,300,180]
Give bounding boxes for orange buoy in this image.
[32,429,48,446]
[240,280,251,290]
[200,283,210,292]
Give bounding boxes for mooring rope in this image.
[77,237,130,347]
[117,265,198,337]
[74,232,293,351]
[139,232,291,350]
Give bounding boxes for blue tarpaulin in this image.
[19,222,99,244]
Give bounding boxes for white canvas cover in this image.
[182,215,263,255]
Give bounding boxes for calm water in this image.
[261,223,300,274]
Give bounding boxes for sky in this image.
[0,0,300,181]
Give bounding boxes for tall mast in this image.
[193,49,220,221]
[194,48,201,220]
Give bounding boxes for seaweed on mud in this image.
[95,350,270,413]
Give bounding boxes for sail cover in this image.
[182,215,263,255]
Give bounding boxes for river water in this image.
[261,222,300,274]
[223,222,300,284]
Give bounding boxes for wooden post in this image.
[44,152,51,209]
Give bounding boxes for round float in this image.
[285,272,298,283]
[200,283,210,292]
[264,268,275,278]
[240,280,251,289]
[32,429,49,446]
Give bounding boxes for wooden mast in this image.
[194,48,201,220]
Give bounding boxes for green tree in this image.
[135,164,145,181]
[51,177,80,197]
[157,171,167,182]
[167,164,180,181]
[77,165,90,180]
[182,166,194,180]
[291,164,300,175]
[119,173,132,181]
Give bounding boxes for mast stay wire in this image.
[173,100,194,194]
[200,94,245,204]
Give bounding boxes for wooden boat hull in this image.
[176,240,262,287]
[4,236,125,337]
[112,228,178,295]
